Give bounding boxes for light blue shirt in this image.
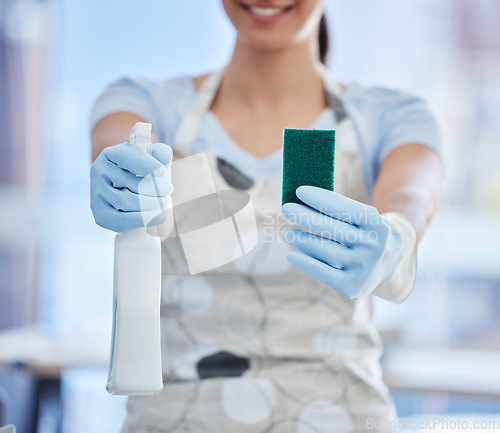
[90,73,442,198]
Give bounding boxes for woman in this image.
[90,1,443,431]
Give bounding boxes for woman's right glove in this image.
[90,141,173,232]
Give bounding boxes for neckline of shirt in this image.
[183,75,352,180]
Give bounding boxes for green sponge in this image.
[281,128,335,205]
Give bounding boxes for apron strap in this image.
[317,63,342,96]
[318,63,348,124]
[172,68,225,154]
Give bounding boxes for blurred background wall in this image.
[0,0,499,432]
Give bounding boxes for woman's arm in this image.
[370,143,444,242]
[91,111,159,162]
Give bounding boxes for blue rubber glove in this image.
[90,141,173,232]
[281,186,404,299]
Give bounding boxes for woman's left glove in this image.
[281,186,417,302]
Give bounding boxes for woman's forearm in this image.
[370,143,444,242]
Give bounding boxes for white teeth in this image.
[250,6,284,16]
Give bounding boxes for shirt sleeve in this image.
[89,77,161,133]
[376,95,443,167]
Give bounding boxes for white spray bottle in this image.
[107,122,163,395]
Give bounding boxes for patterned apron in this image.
[122,67,397,433]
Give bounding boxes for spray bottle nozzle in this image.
[130,122,153,154]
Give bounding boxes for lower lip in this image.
[241,5,291,24]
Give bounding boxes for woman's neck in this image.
[216,37,326,112]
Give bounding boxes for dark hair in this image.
[319,14,329,64]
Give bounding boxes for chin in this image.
[238,30,295,53]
